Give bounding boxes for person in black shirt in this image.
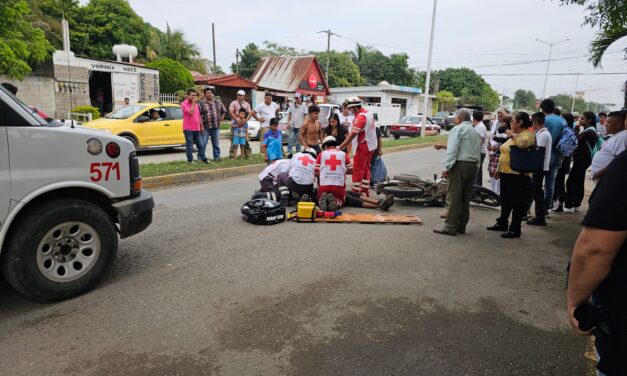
[567,149,627,376]
[564,111,599,212]
[324,113,350,153]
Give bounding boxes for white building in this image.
[330,82,435,117]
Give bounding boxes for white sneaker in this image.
[574,206,581,212]
[563,207,575,214]
[552,200,559,209]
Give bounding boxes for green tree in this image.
[435,90,455,112]
[434,68,488,98]
[549,93,608,114]
[262,41,305,56]
[358,49,392,85]
[555,0,626,67]
[69,0,149,59]
[388,53,416,86]
[231,43,264,78]
[0,0,52,79]
[315,51,364,87]
[152,24,201,70]
[513,89,537,110]
[145,58,193,94]
[24,0,80,49]
[351,43,373,66]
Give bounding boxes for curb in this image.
[143,141,439,190]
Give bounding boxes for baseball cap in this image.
[294,93,302,98]
[237,90,245,96]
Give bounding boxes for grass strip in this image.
[140,135,448,178]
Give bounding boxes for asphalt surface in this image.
[0,147,592,375]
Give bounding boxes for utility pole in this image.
[420,0,438,138]
[535,38,570,99]
[212,23,216,71]
[317,29,340,83]
[571,72,580,113]
[235,48,239,75]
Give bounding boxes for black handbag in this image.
[509,145,545,173]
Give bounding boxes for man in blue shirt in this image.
[540,99,566,212]
[262,118,283,163]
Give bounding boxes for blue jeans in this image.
[184,130,206,162]
[201,127,221,160]
[287,127,301,154]
[544,152,563,210]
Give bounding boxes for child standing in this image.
[232,109,249,159]
[261,118,283,164]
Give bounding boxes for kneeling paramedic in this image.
[316,136,353,211]
[277,148,317,206]
[253,158,290,201]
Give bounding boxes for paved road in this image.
[0,148,592,375]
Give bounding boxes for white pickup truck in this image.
[0,85,154,301]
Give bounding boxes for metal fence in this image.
[159,93,179,104]
[69,112,92,123]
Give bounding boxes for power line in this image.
[479,72,626,76]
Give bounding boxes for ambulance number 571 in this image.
[90,162,121,182]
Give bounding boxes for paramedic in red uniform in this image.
[316,136,353,211]
[339,97,378,196]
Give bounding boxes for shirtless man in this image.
[299,105,324,155]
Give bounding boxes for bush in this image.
[145,58,194,94]
[71,105,101,120]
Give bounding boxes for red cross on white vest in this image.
[324,154,342,171]
[298,155,313,166]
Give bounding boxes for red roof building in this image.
[250,56,330,103]
[192,73,257,108]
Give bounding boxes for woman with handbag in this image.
[487,112,536,238]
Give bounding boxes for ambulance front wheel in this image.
[0,198,118,302]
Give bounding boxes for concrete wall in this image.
[0,75,57,116]
[53,64,90,118]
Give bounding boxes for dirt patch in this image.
[216,276,348,354]
[288,297,591,376]
[64,350,219,376]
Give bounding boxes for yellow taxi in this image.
[83,103,185,149]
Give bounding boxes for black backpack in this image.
[241,199,286,225]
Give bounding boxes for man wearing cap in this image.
[229,90,259,158]
[339,97,378,196]
[255,92,280,154]
[287,93,308,154]
[199,87,227,162]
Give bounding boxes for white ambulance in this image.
[0,85,154,301]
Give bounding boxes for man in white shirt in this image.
[287,93,308,154]
[255,92,280,148]
[527,112,552,226]
[472,111,488,186]
[338,105,354,129]
[591,111,627,179]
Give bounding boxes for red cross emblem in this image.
[298,155,313,166]
[325,154,342,171]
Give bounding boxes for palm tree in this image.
[351,43,372,65]
[589,27,627,68]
